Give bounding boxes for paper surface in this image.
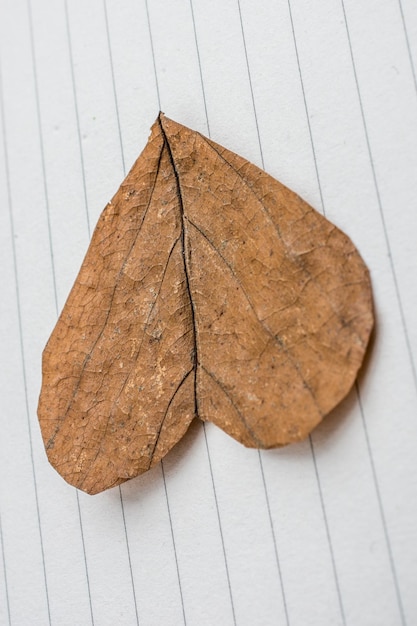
[0,1,416,625]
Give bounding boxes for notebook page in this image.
[0,1,416,625]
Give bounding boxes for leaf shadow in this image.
[356,308,377,391]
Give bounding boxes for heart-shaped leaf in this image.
[38,113,373,494]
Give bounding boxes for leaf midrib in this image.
[159,117,200,421]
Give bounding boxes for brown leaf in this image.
[38,113,373,494]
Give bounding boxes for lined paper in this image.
[1,1,416,624]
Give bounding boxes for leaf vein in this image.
[148,368,194,469]
[200,364,262,447]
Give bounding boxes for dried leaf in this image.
[38,113,373,494]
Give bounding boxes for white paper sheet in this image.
[0,1,416,624]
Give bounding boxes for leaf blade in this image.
[38,113,373,494]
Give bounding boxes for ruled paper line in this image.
[309,439,347,625]
[0,509,11,626]
[27,3,96,622]
[202,425,237,626]
[236,0,265,168]
[75,496,95,626]
[236,3,346,622]
[26,0,58,313]
[144,0,161,112]
[102,5,141,620]
[355,382,407,626]
[0,56,52,626]
[397,0,417,98]
[118,491,140,626]
[103,0,126,175]
[161,462,187,626]
[64,0,91,236]
[341,0,417,398]
[188,0,210,137]
[258,452,290,626]
[286,0,326,213]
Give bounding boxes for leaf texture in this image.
[38,113,373,494]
